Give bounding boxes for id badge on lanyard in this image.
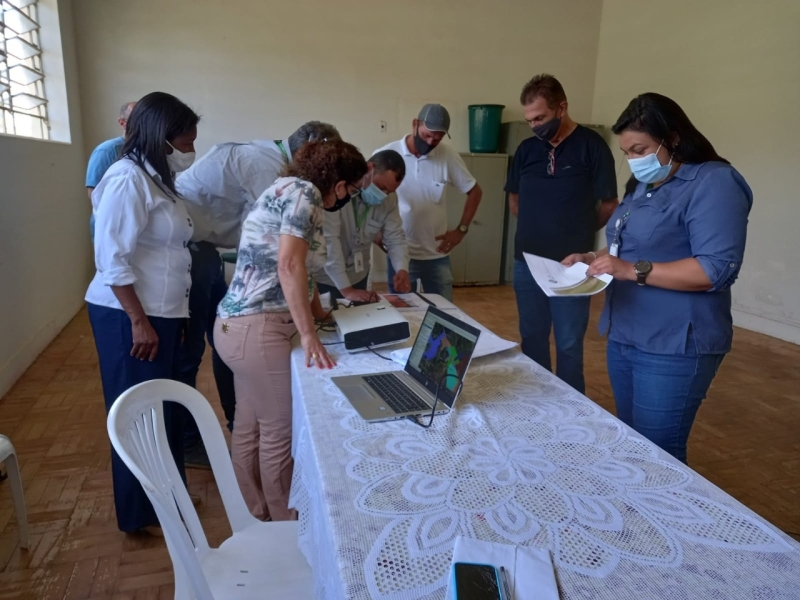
[610,210,631,257]
[354,251,365,273]
[352,201,370,273]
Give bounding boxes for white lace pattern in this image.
[289,311,799,600]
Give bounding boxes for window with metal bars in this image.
[0,0,49,140]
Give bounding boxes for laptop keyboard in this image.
[364,374,430,414]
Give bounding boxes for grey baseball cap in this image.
[418,103,451,137]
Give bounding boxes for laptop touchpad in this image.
[344,385,375,405]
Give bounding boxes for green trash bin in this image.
[468,104,505,153]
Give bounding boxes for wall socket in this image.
[379,121,387,132]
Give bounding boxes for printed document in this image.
[523,252,612,297]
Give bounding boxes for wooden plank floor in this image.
[0,286,798,598]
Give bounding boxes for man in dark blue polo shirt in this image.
[505,74,617,393]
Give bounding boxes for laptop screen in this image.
[405,307,481,408]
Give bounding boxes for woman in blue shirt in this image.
[563,93,752,463]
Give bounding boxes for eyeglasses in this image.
[547,150,556,176]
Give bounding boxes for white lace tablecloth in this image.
[288,309,800,600]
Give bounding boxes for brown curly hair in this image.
[284,140,367,195]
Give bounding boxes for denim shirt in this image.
[599,161,753,355]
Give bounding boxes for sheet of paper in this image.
[445,536,559,600]
[388,318,517,365]
[523,252,612,297]
[380,293,457,312]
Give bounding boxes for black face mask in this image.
[532,116,562,142]
[325,191,351,212]
[413,128,433,156]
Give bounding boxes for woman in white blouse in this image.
[85,91,199,535]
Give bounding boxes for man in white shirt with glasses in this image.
[316,149,411,302]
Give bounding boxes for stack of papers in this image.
[523,253,611,297]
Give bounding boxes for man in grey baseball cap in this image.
[417,103,451,140]
[373,104,482,300]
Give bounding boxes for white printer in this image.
[332,300,411,352]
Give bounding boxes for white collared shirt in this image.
[176,140,291,248]
[315,194,409,290]
[373,138,476,260]
[85,157,193,319]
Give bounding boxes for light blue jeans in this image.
[388,256,454,301]
[607,339,725,464]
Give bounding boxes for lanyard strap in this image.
[614,184,656,240]
[352,200,370,233]
[612,209,632,248]
[275,140,289,162]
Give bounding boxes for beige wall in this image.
[72,0,604,279]
[592,0,800,343]
[73,0,603,157]
[2,0,605,397]
[8,0,797,396]
[0,0,90,397]
[75,0,602,281]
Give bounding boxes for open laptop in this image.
[332,306,481,423]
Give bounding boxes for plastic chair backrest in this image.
[0,435,12,463]
[107,379,259,598]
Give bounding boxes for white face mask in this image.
[166,140,195,173]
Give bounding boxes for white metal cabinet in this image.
[444,153,509,286]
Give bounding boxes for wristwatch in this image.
[457,224,469,234]
[634,260,652,286]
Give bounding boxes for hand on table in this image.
[342,288,379,303]
[393,270,412,293]
[435,229,465,254]
[301,333,336,369]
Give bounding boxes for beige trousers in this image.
[213,312,298,521]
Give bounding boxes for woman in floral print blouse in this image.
[214,140,367,520]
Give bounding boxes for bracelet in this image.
[588,251,597,262]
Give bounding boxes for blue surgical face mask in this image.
[628,141,673,184]
[361,182,387,206]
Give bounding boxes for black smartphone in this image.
[453,562,504,600]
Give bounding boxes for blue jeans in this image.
[607,339,725,464]
[388,256,454,301]
[178,242,236,438]
[513,259,590,393]
[88,303,186,532]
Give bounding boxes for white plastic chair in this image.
[0,435,29,550]
[107,379,313,600]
